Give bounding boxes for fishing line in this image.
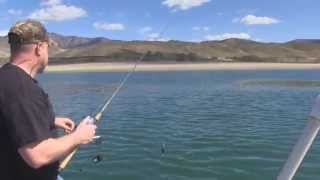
[159,44,210,158]
[58,22,171,172]
[92,22,170,122]
[90,23,171,163]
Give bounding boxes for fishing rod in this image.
[277,95,320,180]
[58,24,170,172]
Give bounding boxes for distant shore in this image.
[46,62,320,73]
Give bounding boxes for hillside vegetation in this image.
[1,33,320,64]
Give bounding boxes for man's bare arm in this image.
[18,117,96,169]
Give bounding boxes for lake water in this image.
[38,70,320,180]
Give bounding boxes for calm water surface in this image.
[38,70,320,180]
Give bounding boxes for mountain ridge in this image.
[1,33,320,64]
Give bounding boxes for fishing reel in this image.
[83,116,103,143]
[85,116,104,164]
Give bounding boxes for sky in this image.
[0,0,319,42]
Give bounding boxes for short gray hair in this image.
[10,43,34,57]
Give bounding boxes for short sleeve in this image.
[2,96,53,148]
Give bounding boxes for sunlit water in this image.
[38,70,320,180]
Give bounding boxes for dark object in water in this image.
[161,143,166,155]
[92,155,103,163]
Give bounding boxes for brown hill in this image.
[49,33,110,49]
[1,33,320,64]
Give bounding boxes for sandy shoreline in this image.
[46,62,320,73]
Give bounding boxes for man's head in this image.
[8,19,50,74]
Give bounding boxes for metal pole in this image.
[277,95,320,180]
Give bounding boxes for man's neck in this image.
[10,59,38,78]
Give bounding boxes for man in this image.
[0,19,97,180]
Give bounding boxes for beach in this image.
[46,62,320,72]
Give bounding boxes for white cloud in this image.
[29,1,87,22]
[190,39,202,42]
[205,33,251,41]
[0,30,8,36]
[93,22,125,31]
[146,33,170,41]
[8,9,22,15]
[139,26,152,34]
[162,0,211,11]
[254,38,263,42]
[240,15,280,25]
[147,33,160,39]
[41,0,62,6]
[192,26,210,31]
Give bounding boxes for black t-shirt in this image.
[0,63,59,180]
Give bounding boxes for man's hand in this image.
[73,116,96,144]
[55,117,75,133]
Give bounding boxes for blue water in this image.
[38,70,320,180]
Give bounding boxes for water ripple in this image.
[38,70,320,180]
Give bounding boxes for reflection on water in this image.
[240,79,320,87]
[37,70,320,180]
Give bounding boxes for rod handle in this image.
[59,148,78,172]
[95,112,102,123]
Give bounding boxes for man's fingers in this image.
[62,122,74,131]
[65,121,75,130]
[64,129,71,134]
[62,118,75,131]
[62,125,72,132]
[70,122,75,130]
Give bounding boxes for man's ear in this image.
[35,43,41,56]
